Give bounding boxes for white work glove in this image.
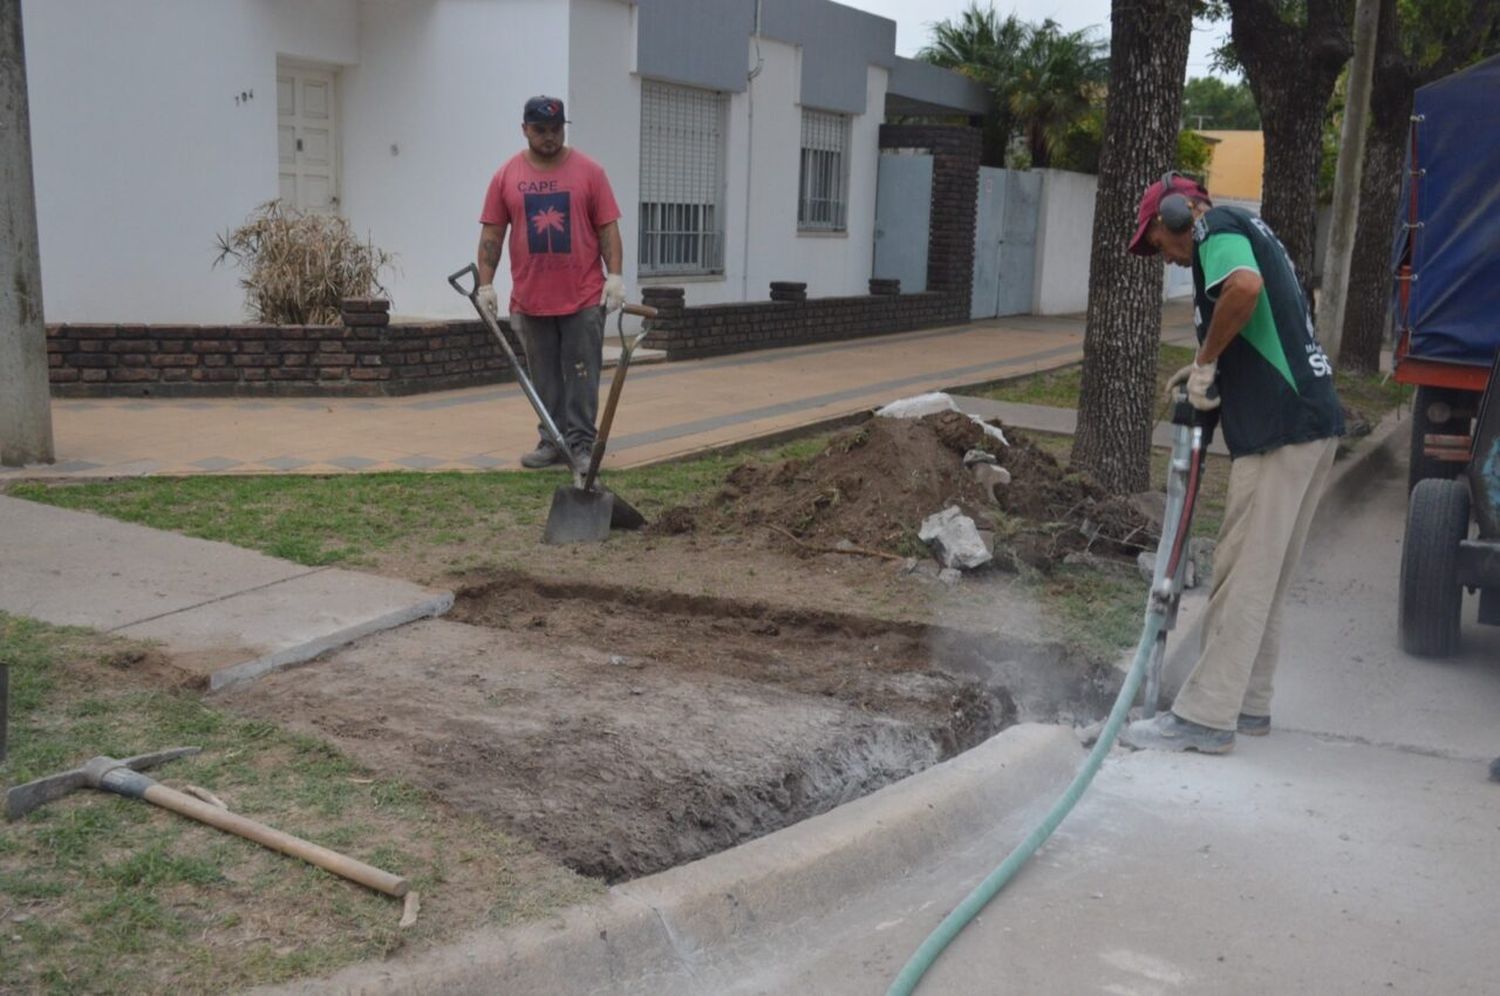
[603,273,626,313]
[476,285,498,319]
[1164,360,1221,411]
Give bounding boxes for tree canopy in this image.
[917,4,1106,168]
[1182,76,1261,129]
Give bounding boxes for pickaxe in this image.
[5,747,407,897]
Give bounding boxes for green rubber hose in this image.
[885,607,1166,996]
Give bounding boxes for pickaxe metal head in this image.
[4,746,201,820]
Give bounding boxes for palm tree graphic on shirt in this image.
[524,192,572,254]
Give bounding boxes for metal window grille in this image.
[798,109,849,231]
[639,80,727,275]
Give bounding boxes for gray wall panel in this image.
[888,56,989,116]
[760,0,895,114]
[635,1,975,117]
[636,0,753,93]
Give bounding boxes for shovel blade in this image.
[609,490,647,531]
[544,486,614,545]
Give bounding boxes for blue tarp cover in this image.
[1394,54,1500,365]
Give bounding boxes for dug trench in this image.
[219,570,1121,884]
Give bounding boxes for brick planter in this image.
[47,315,526,398]
[640,290,957,360]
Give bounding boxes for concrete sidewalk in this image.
[0,304,1195,480]
[0,495,451,690]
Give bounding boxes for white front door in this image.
[277,63,339,212]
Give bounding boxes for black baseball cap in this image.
[523,96,567,125]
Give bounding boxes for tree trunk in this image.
[1229,0,1352,305]
[1338,0,1408,374]
[0,0,55,466]
[1070,0,1193,495]
[1339,0,1500,373]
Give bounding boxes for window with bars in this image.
[798,109,850,232]
[639,80,727,275]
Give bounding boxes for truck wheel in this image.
[1408,386,1472,492]
[1399,477,1470,657]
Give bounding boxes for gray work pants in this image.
[512,306,604,454]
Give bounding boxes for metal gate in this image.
[971,168,1041,319]
[872,153,933,294]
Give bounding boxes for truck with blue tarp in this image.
[1392,53,1500,657]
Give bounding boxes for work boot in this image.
[1120,711,1234,754]
[519,441,563,469]
[1237,713,1271,737]
[572,442,596,472]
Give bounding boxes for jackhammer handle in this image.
[622,302,657,319]
[142,783,409,897]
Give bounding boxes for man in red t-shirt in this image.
[477,95,624,468]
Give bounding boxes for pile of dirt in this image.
[660,411,1156,571]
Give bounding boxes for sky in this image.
[843,0,1235,81]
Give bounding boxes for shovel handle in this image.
[584,301,655,490]
[143,783,409,897]
[448,263,583,482]
[447,264,480,298]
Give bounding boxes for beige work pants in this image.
[1173,435,1339,731]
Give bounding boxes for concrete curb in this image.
[1131,409,1410,705]
[203,591,455,691]
[263,723,1083,995]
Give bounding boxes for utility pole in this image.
[1317,0,1379,363]
[0,0,54,467]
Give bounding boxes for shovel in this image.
[447,264,649,539]
[543,302,657,543]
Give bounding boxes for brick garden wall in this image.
[47,300,525,398]
[641,125,982,362]
[639,289,955,360]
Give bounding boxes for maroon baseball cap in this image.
[1128,175,1210,256]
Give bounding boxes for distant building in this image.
[1197,130,1264,201]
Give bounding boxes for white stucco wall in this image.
[1031,169,1097,316]
[645,36,884,307]
[24,0,568,323]
[567,0,641,295]
[341,0,567,320]
[24,0,360,323]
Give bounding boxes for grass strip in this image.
[0,615,598,995]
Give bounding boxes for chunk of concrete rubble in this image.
[962,448,998,468]
[918,506,993,570]
[874,392,1009,447]
[937,568,963,585]
[971,462,1012,503]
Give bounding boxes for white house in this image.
[22,0,986,324]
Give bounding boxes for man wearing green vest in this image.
[1121,174,1344,754]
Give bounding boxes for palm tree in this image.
[918,5,1106,168]
[1009,21,1108,168]
[917,4,1027,165]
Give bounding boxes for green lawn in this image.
[975,343,1197,409]
[973,340,1411,424]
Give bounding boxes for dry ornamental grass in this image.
[214,200,396,324]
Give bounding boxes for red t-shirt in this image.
[479,149,621,317]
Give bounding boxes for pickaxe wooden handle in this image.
[5,748,407,897]
[139,781,407,896]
